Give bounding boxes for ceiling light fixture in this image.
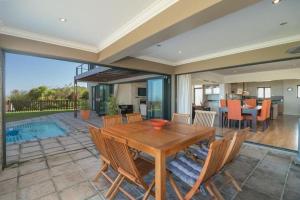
[178,50,182,54]
[59,18,67,22]
[272,0,281,4]
[156,44,161,47]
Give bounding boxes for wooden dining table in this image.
[219,105,262,132]
[101,120,215,200]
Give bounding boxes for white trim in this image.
[134,35,300,66]
[0,26,99,53]
[97,0,178,51]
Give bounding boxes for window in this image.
[298,85,300,98]
[205,88,212,94]
[257,87,271,98]
[194,85,203,106]
[213,87,220,94]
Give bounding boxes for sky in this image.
[5,53,87,96]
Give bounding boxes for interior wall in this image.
[283,80,300,115]
[116,82,147,112]
[231,81,284,96]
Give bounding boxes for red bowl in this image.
[150,119,168,130]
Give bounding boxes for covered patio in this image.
[1,112,299,200]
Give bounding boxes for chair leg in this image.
[224,170,242,192]
[93,162,108,182]
[169,175,184,200]
[143,179,155,200]
[205,182,216,199]
[108,176,125,200]
[209,181,225,200]
[238,120,241,130]
[105,174,123,198]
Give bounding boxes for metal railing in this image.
[6,100,77,112]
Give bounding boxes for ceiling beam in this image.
[97,0,261,64]
[175,41,300,74]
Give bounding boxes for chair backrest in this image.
[227,100,242,120]
[266,99,272,119]
[126,113,143,124]
[221,130,248,167]
[193,110,216,127]
[244,99,257,107]
[220,99,227,108]
[172,113,190,124]
[103,115,123,128]
[102,133,142,183]
[186,139,230,198]
[88,125,115,168]
[258,100,269,120]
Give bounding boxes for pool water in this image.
[6,121,66,144]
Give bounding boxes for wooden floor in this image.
[216,115,299,151]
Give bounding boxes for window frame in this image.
[297,85,300,98]
[257,87,271,99]
[194,85,203,106]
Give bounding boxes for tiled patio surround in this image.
[0,112,300,200]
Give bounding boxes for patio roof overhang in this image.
[74,66,159,83]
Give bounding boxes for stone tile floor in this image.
[1,112,300,200]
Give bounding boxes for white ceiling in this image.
[133,0,300,66]
[0,0,177,52]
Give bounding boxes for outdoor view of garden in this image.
[6,85,88,122]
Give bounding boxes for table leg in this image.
[155,151,166,200]
[251,111,257,132]
[219,109,223,128]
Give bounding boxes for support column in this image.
[295,118,300,165]
[74,79,78,118]
[0,49,6,169]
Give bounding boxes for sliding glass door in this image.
[94,84,113,115]
[147,76,171,119]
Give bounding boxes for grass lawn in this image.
[5,110,74,122]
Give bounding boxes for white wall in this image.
[231,81,284,96]
[116,82,147,112]
[283,80,300,115]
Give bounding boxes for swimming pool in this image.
[6,121,67,144]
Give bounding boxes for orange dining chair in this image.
[220,99,228,127]
[227,100,244,129]
[220,99,227,107]
[257,99,271,131]
[244,99,257,108]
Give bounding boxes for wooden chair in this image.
[126,113,143,123]
[244,99,257,108]
[168,139,231,200]
[172,113,190,124]
[103,115,123,128]
[227,100,244,129]
[193,110,216,127]
[102,133,155,200]
[189,129,249,193]
[87,125,134,199]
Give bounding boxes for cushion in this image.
[168,155,202,187]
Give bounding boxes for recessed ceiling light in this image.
[59,18,67,22]
[280,22,288,26]
[178,50,182,54]
[272,0,281,4]
[156,44,161,47]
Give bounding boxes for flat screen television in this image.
[138,88,147,97]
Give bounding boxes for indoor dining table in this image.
[219,105,262,132]
[101,120,215,200]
